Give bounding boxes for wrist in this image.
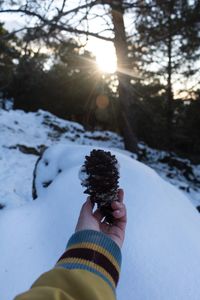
[55,230,122,290]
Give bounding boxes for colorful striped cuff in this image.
[55,230,122,290]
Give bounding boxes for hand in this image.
[75,189,127,248]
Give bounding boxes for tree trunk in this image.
[110,0,138,153]
[166,0,174,149]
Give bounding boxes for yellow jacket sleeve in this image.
[15,230,122,300]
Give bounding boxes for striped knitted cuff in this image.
[55,230,122,291]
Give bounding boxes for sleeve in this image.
[14,230,122,300]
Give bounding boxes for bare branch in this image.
[60,0,67,13]
[0,4,114,42]
[0,8,47,22]
[54,0,99,18]
[52,23,113,41]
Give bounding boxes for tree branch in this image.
[0,8,47,22]
[0,5,114,42]
[52,24,113,41]
[52,0,99,18]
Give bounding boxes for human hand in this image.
[75,189,127,248]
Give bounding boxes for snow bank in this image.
[1,144,200,300]
[0,109,123,208]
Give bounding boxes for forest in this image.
[1,2,200,300]
[0,0,200,161]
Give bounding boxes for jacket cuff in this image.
[55,230,122,291]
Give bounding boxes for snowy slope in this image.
[0,108,200,300]
[0,109,123,209]
[0,108,199,210]
[1,144,200,300]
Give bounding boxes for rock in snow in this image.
[1,144,200,300]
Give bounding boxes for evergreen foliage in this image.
[0,3,199,160]
[0,23,19,96]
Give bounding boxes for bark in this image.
[166,0,174,148]
[0,0,139,153]
[110,0,138,153]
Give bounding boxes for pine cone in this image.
[79,149,120,223]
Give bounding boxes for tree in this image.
[135,0,200,145]
[0,23,19,97]
[10,40,96,115]
[0,0,140,152]
[10,38,117,129]
[1,0,199,154]
[11,51,48,111]
[42,45,101,122]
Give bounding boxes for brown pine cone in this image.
[79,149,120,223]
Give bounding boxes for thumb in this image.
[75,198,97,232]
[79,198,93,218]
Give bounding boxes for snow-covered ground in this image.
[0,109,123,209]
[0,108,200,300]
[0,108,199,209]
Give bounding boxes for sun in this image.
[96,52,117,73]
[87,39,117,74]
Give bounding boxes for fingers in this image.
[75,198,100,232]
[79,197,93,218]
[101,200,127,248]
[95,188,125,224]
[111,201,126,220]
[93,209,103,222]
[83,198,104,222]
[117,188,124,203]
[81,189,123,219]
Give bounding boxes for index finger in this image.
[117,188,124,203]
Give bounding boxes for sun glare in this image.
[87,39,117,74]
[96,52,117,73]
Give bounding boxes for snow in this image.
[140,145,200,207]
[0,109,123,208]
[0,108,200,300]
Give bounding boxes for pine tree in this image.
[0,23,19,96]
[135,0,200,146]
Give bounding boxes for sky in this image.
[1,1,199,96]
[1,1,118,74]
